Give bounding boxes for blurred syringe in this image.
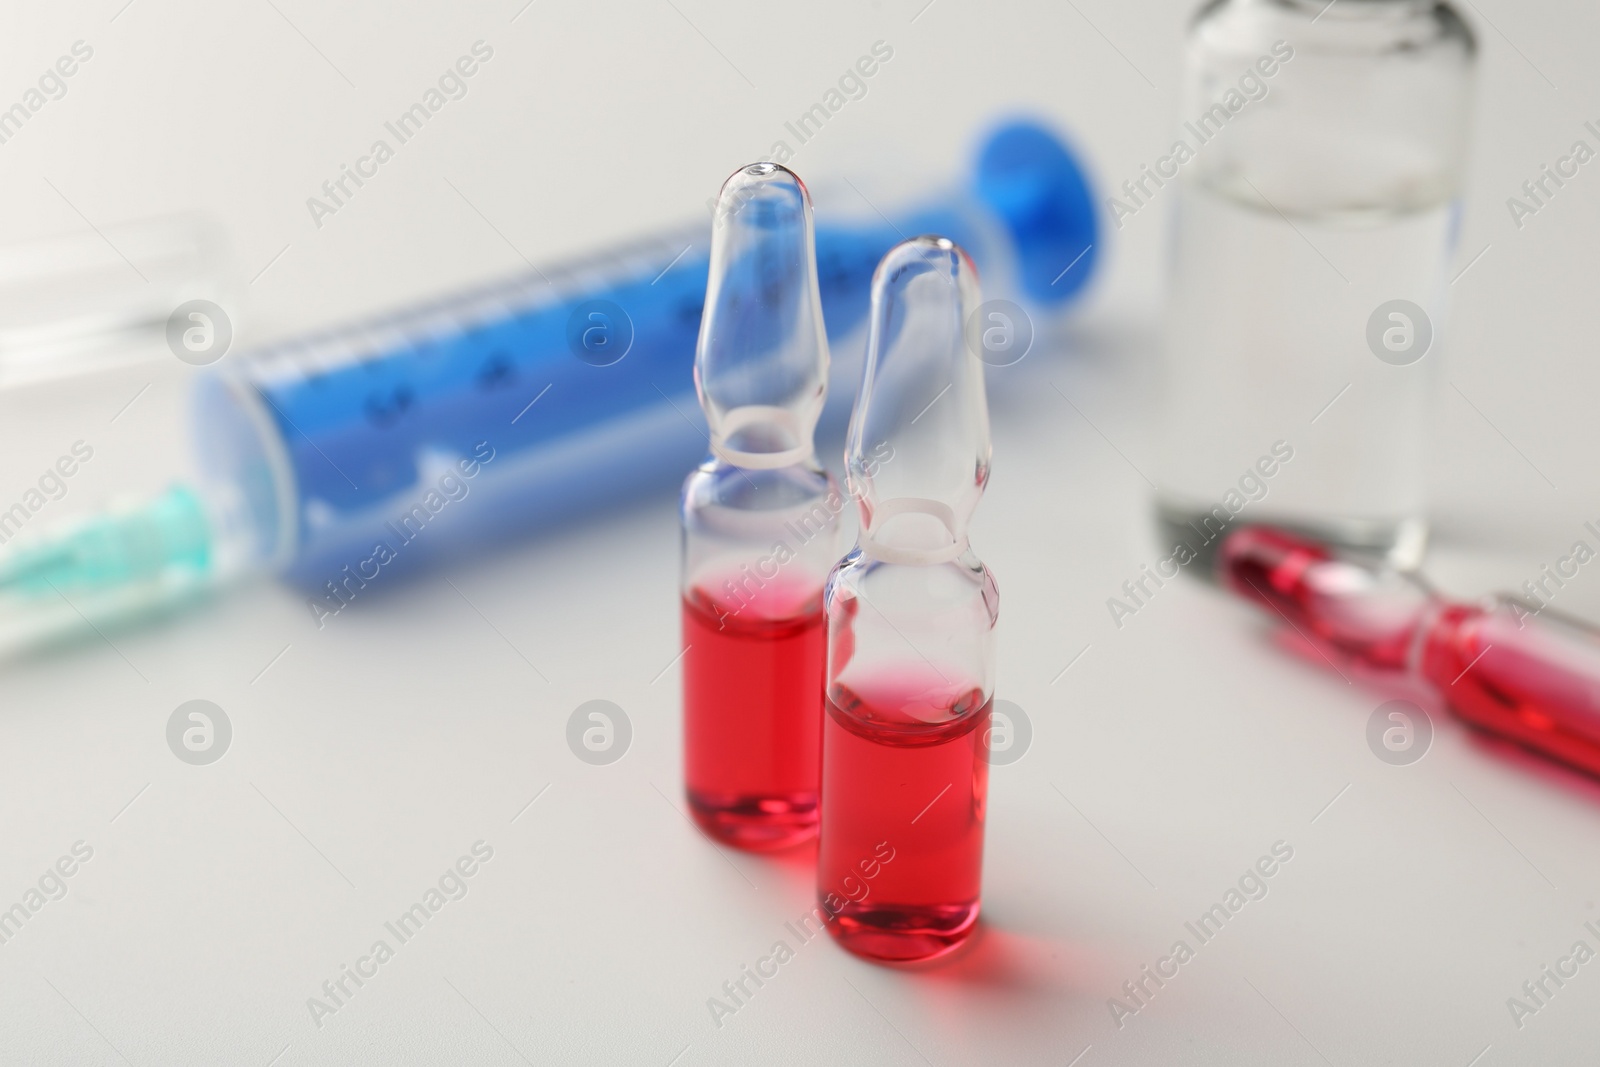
[0,120,1097,654]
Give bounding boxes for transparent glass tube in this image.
[680,164,843,850]
[1221,526,1600,780]
[1155,0,1476,569]
[819,237,998,962]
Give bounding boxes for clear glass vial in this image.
[680,163,843,851]
[1154,0,1476,569]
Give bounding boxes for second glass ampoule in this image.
[818,237,998,961]
[680,164,842,851]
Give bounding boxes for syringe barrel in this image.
[194,121,1097,591]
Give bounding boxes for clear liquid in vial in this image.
[1155,178,1455,569]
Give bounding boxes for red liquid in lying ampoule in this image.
[1422,603,1600,779]
[1219,526,1430,672]
[1224,527,1600,781]
[682,581,826,850]
[818,675,990,962]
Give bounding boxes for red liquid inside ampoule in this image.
[1422,603,1600,779]
[682,581,826,851]
[1219,526,1431,672]
[1224,526,1600,782]
[817,675,990,962]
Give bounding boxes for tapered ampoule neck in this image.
[848,236,991,565]
[695,162,829,470]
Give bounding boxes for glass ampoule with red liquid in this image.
[680,163,842,851]
[817,236,998,962]
[1221,526,1600,780]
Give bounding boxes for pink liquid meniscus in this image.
[818,675,990,962]
[682,581,826,850]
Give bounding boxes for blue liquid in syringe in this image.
[197,121,1097,588]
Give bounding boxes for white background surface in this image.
[2,0,1600,1063]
